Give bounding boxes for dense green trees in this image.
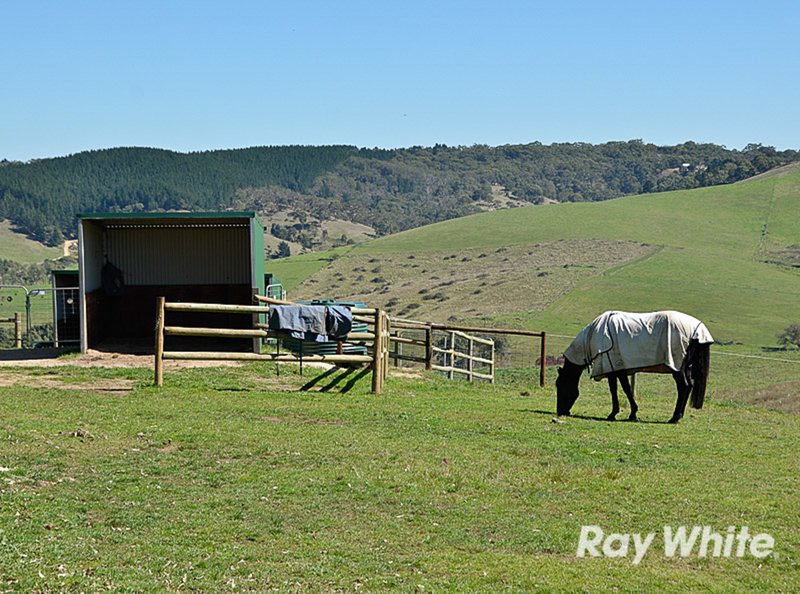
[0,146,376,244]
[1,141,796,246]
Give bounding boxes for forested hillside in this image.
[1,141,796,246]
[0,146,387,245]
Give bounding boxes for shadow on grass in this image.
[520,408,668,424]
[301,366,371,394]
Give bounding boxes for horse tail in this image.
[689,342,711,409]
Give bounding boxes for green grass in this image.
[283,168,800,348]
[0,355,798,591]
[267,246,356,293]
[0,220,62,264]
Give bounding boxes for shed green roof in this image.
[77,211,257,220]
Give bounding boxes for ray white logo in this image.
[576,525,775,564]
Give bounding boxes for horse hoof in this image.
[668,417,681,424]
[627,415,638,422]
[607,414,617,421]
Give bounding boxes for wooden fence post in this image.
[154,296,165,387]
[468,337,474,382]
[490,339,495,384]
[393,331,402,368]
[14,312,22,349]
[251,288,261,354]
[539,331,547,387]
[425,326,433,370]
[448,332,455,379]
[382,311,390,385]
[372,308,384,394]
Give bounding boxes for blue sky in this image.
[2,0,798,161]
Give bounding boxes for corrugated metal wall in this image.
[104,223,250,286]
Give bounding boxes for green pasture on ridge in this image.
[278,165,800,348]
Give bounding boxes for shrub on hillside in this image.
[777,324,800,349]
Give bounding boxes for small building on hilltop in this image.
[77,212,265,353]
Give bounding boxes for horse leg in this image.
[669,372,691,424]
[618,373,638,421]
[607,375,620,421]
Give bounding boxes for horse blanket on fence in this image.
[563,310,714,380]
[268,305,353,342]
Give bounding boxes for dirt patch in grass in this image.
[0,348,242,369]
[739,381,800,414]
[260,414,345,425]
[0,372,137,393]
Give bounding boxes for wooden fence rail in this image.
[154,297,388,393]
[386,317,547,387]
[431,329,495,383]
[387,325,496,383]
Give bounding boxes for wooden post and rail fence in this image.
[153,295,546,392]
[154,296,390,393]
[389,318,546,387]
[0,312,23,349]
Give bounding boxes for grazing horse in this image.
[556,311,713,423]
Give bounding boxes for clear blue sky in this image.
[3,0,798,161]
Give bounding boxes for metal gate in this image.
[0,284,80,349]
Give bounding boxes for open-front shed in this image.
[78,212,265,353]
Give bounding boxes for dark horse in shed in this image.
[556,310,712,423]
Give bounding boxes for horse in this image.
[555,310,713,423]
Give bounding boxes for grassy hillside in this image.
[286,165,800,348]
[0,220,62,264]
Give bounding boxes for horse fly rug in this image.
[563,310,714,380]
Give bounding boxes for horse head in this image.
[555,359,582,416]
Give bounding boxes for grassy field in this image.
[284,165,800,348]
[0,352,798,591]
[0,220,62,264]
